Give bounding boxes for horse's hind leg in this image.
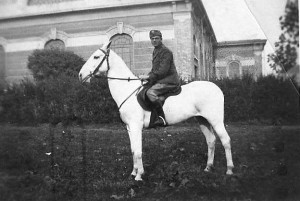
[212,122,234,175]
[196,116,216,173]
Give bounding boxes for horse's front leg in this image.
[127,123,144,181]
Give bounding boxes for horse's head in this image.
[79,41,112,83]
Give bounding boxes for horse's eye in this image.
[94,56,100,59]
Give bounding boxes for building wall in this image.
[0,45,5,85]
[215,40,266,79]
[0,0,217,84]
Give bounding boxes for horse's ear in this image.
[101,40,112,51]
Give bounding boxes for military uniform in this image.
[143,30,181,127]
[146,43,181,104]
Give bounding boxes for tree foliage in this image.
[0,48,120,125]
[27,49,85,81]
[268,0,299,73]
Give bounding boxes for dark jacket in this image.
[148,44,180,85]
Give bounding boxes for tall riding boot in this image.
[153,102,167,127]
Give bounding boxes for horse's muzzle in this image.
[79,73,91,83]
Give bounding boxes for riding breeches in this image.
[146,83,178,105]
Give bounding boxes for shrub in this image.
[213,74,299,124]
[251,75,299,123]
[0,80,38,124]
[0,49,120,125]
[27,49,85,81]
[0,75,120,125]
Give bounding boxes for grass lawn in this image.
[0,122,299,201]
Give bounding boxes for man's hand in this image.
[139,75,149,81]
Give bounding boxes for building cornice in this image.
[217,39,267,47]
[0,0,183,20]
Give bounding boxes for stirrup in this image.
[158,116,167,126]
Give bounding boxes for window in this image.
[193,35,198,56]
[110,34,133,69]
[228,61,241,79]
[194,65,199,80]
[0,45,5,82]
[44,39,65,50]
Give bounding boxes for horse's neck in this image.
[107,52,140,107]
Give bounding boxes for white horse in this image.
[79,41,234,181]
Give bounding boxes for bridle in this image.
[81,48,110,83]
[81,48,144,110]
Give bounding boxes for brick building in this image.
[215,39,267,79]
[0,0,216,84]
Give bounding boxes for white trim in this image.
[106,23,136,39]
[4,32,109,52]
[3,28,174,52]
[215,61,227,67]
[41,28,69,47]
[173,12,191,22]
[0,37,7,51]
[1,0,180,19]
[241,59,255,66]
[6,40,43,52]
[216,54,255,66]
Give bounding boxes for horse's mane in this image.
[108,49,138,78]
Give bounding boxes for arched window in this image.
[228,61,241,79]
[0,45,5,83]
[110,34,133,69]
[44,39,65,50]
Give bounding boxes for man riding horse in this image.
[139,30,181,127]
[79,40,234,180]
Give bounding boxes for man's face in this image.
[151,36,162,47]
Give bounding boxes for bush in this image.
[27,49,85,81]
[213,74,255,121]
[213,74,299,124]
[0,49,120,125]
[0,75,120,125]
[251,75,299,122]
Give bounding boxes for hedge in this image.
[213,74,299,124]
[0,75,119,125]
[0,74,299,125]
[27,49,84,81]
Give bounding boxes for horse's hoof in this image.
[226,170,233,175]
[134,174,143,181]
[204,165,213,172]
[131,170,137,177]
[226,166,234,175]
[135,178,143,182]
[129,174,136,180]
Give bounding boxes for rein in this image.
[84,48,144,110]
[118,85,143,110]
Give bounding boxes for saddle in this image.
[137,85,182,127]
